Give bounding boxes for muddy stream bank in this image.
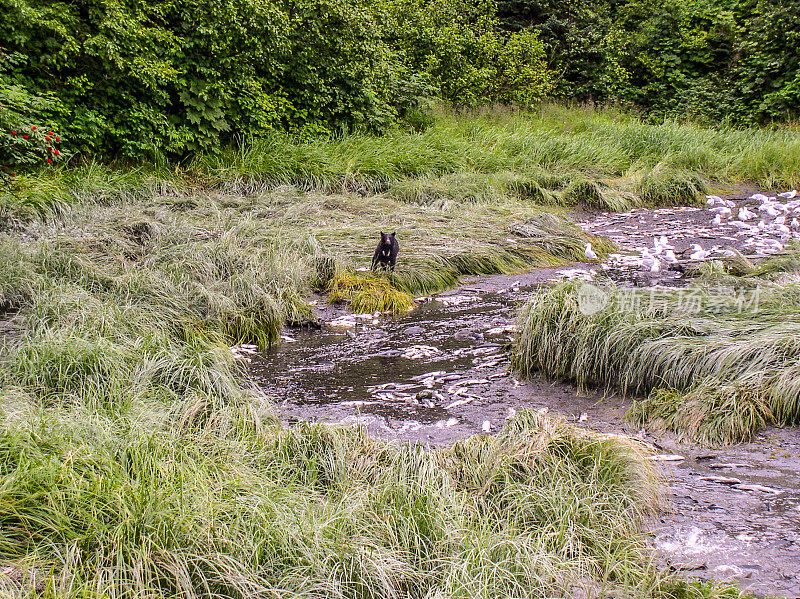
[249,198,800,598]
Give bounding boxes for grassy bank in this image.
[514,252,800,444]
[0,182,611,431]
[6,105,800,227]
[195,105,800,195]
[0,402,664,598]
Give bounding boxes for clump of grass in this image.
[633,166,707,206]
[562,179,642,212]
[0,406,661,598]
[0,176,67,227]
[629,376,774,445]
[326,271,414,313]
[514,279,800,444]
[387,171,563,206]
[563,179,606,207]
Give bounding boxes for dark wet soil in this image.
[249,196,800,598]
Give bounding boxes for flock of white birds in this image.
[584,190,800,272]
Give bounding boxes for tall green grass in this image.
[514,272,800,445]
[195,104,800,194]
[0,404,661,599]
[13,105,800,227]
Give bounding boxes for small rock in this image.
[373,349,403,358]
[713,565,744,577]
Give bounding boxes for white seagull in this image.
[689,244,708,260]
[738,207,757,221]
[584,243,598,261]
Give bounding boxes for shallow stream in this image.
[250,199,800,597]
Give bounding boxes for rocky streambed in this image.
[247,196,800,597]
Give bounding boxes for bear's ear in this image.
[380,231,384,236]
[391,232,396,237]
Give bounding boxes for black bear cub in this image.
[372,231,399,271]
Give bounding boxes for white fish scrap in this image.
[231,344,258,361]
[474,359,503,369]
[733,483,783,495]
[435,417,459,428]
[485,324,518,335]
[329,315,357,328]
[699,476,742,485]
[554,267,596,282]
[411,370,446,380]
[446,379,489,394]
[646,454,686,462]
[445,395,478,409]
[401,345,440,359]
[437,294,479,306]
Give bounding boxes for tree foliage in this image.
[498,0,800,124]
[0,47,64,185]
[0,0,552,158]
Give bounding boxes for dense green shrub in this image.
[382,0,552,109]
[0,48,64,184]
[498,0,800,124]
[0,0,552,159]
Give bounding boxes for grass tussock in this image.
[514,264,800,444]
[633,166,708,206]
[327,271,414,313]
[0,406,661,599]
[628,377,774,445]
[387,171,565,207]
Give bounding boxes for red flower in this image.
[23,135,28,139]
[46,136,51,142]
[10,131,16,135]
[54,149,60,156]
[31,125,37,130]
[10,172,15,176]
[46,158,52,163]
[56,137,61,142]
